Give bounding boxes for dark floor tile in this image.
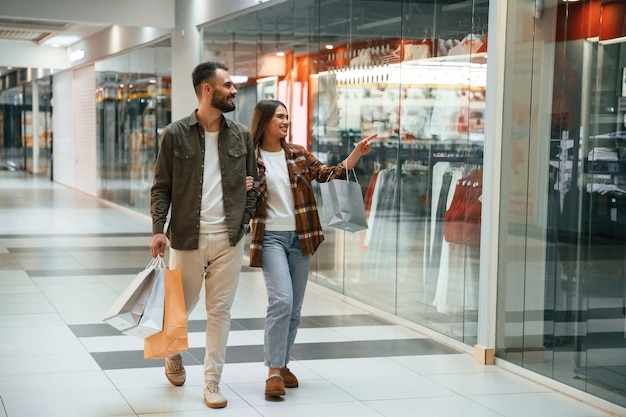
[90,338,458,371]
[306,314,392,327]
[292,338,459,360]
[25,268,92,277]
[0,253,22,270]
[91,347,203,371]
[0,233,152,239]
[230,317,267,331]
[8,246,148,253]
[69,323,122,337]
[26,267,141,277]
[91,350,158,370]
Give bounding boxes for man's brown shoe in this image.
[280,367,299,388]
[265,374,285,397]
[165,354,186,386]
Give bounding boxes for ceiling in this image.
[0,16,106,77]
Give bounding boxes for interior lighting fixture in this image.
[276,51,285,57]
[325,44,334,50]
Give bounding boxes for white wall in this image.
[52,71,75,187]
[52,66,97,196]
[72,66,97,196]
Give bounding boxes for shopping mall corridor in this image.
[0,171,618,417]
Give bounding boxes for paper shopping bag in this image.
[319,170,368,233]
[123,267,165,338]
[102,257,161,332]
[144,267,188,359]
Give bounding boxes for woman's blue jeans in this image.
[261,231,312,368]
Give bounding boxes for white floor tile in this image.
[222,329,264,346]
[0,270,32,284]
[105,365,205,390]
[0,313,64,328]
[391,353,502,375]
[0,352,100,376]
[0,371,116,395]
[367,396,505,417]
[0,301,56,315]
[331,324,428,341]
[426,371,553,396]
[0,325,86,356]
[253,401,385,417]
[79,335,146,353]
[468,392,611,417]
[301,357,418,380]
[2,390,136,417]
[32,275,101,285]
[231,378,357,407]
[120,384,242,414]
[0,292,48,305]
[37,282,120,302]
[331,372,455,401]
[294,327,354,343]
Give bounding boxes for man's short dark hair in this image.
[192,61,229,96]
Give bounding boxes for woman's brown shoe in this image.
[280,367,299,388]
[265,374,286,397]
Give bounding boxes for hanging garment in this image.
[443,168,483,247]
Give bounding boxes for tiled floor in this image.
[0,171,620,417]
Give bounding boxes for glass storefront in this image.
[0,85,24,171]
[498,0,626,408]
[95,42,171,212]
[0,73,52,176]
[202,0,489,346]
[23,78,53,177]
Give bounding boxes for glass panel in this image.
[36,78,53,177]
[498,0,626,408]
[395,0,487,345]
[0,86,24,171]
[95,43,171,215]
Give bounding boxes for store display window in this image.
[498,0,626,408]
[201,0,489,346]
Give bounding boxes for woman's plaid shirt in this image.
[249,141,346,267]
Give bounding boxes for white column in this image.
[171,0,203,121]
[475,0,509,364]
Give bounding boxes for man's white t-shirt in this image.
[260,149,296,231]
[200,131,227,233]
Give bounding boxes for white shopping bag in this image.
[123,267,165,338]
[102,257,163,332]
[319,170,368,233]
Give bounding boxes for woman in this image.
[249,99,375,398]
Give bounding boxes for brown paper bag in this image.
[144,267,188,359]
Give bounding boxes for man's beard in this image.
[212,94,235,113]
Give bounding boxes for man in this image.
[150,61,259,408]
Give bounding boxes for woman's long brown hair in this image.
[250,99,287,148]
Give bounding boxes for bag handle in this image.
[325,167,360,184]
[348,169,359,184]
[146,255,166,270]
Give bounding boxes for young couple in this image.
[150,61,374,408]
